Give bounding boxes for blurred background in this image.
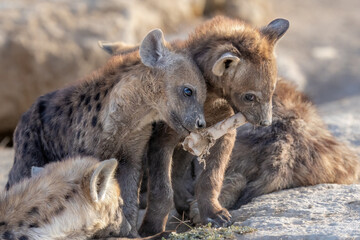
[0,0,359,188]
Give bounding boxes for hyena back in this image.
[6,29,206,236]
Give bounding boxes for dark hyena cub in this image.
[99,16,289,235]
[219,79,360,210]
[6,29,206,237]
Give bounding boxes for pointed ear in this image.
[212,52,240,77]
[98,41,137,55]
[90,158,118,202]
[261,18,289,44]
[139,29,169,68]
[31,166,44,177]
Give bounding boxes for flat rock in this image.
[231,184,360,239]
[319,96,360,154]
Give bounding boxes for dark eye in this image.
[183,87,193,97]
[244,93,255,102]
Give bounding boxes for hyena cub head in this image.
[190,17,289,126]
[0,157,130,239]
[33,157,130,238]
[139,29,207,135]
[102,29,207,135]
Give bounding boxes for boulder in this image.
[0,0,205,138]
[231,184,360,239]
[319,96,360,154]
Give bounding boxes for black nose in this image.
[196,118,206,129]
[259,120,271,127]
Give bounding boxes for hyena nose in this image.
[196,117,206,129]
[260,120,271,127]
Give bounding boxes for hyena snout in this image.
[259,103,272,127]
[184,112,206,132]
[259,119,271,127]
[196,116,206,129]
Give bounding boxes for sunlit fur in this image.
[0,157,130,240]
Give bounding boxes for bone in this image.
[182,112,247,158]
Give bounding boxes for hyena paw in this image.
[204,207,232,227]
[190,201,231,227]
[189,200,202,225]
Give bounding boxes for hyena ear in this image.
[31,166,44,177]
[212,52,240,77]
[139,29,170,68]
[98,41,137,55]
[90,158,118,202]
[261,18,289,44]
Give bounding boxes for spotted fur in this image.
[1,157,130,240]
[6,29,206,237]
[98,16,289,235]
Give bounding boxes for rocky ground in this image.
[1,0,359,239]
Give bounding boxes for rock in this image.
[276,52,307,91]
[0,0,205,138]
[203,0,271,26]
[319,96,360,154]
[231,184,360,239]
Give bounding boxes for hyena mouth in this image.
[170,112,191,135]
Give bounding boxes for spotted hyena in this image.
[0,157,130,239]
[99,16,289,235]
[6,29,206,237]
[1,157,172,240]
[219,79,360,209]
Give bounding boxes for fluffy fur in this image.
[0,157,130,240]
[6,29,206,237]
[97,16,289,235]
[219,79,360,209]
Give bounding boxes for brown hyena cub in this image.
[6,29,207,237]
[1,156,131,239]
[99,16,289,235]
[219,79,360,210]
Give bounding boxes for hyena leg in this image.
[192,94,236,227]
[172,148,197,216]
[218,172,247,210]
[138,123,181,237]
[195,129,236,227]
[6,127,47,190]
[116,133,149,238]
[231,156,294,209]
[116,159,142,237]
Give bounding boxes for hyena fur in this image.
[99,16,290,235]
[6,29,206,237]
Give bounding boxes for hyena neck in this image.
[100,70,162,139]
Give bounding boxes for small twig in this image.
[169,213,193,231]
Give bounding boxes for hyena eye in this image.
[244,93,255,102]
[183,87,193,97]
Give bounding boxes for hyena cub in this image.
[0,156,131,239]
[219,79,360,210]
[6,29,206,236]
[99,16,289,235]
